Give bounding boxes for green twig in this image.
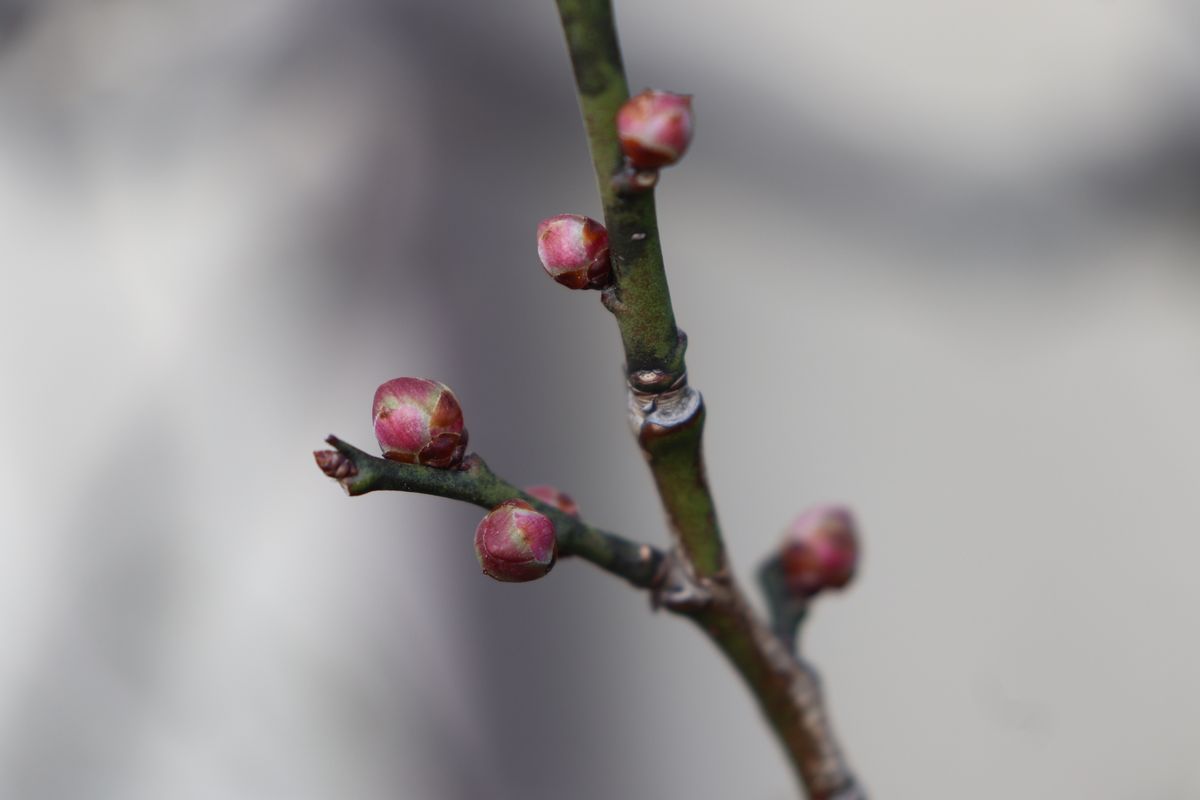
[557,0,720,583]
[554,2,864,797]
[317,436,663,590]
[556,0,685,384]
[637,396,726,576]
[759,553,811,653]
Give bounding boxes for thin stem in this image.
[759,553,811,653]
[557,0,720,579]
[687,588,864,800]
[316,436,663,589]
[637,396,726,576]
[556,0,684,382]
[554,2,864,797]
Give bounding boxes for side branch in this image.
[315,436,664,589]
[759,553,810,653]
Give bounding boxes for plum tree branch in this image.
[554,1,864,797]
[557,0,724,579]
[312,2,866,796]
[759,552,811,653]
[556,0,684,383]
[316,436,664,590]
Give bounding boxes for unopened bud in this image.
[525,484,580,517]
[536,214,611,290]
[475,500,558,582]
[313,449,357,480]
[372,377,468,468]
[616,89,694,170]
[781,505,859,596]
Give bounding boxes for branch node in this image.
[629,367,684,395]
[651,549,717,614]
[610,163,659,195]
[600,285,627,315]
[628,383,701,441]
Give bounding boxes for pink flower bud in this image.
[524,484,581,518]
[536,214,611,290]
[616,89,694,170]
[475,500,558,582]
[781,505,860,596]
[372,377,468,468]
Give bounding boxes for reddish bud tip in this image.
[372,378,468,468]
[314,449,358,480]
[536,214,611,290]
[781,505,860,596]
[524,484,581,518]
[475,500,558,582]
[616,89,694,170]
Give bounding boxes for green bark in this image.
[322,436,662,589]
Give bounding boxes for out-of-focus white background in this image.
[2,1,1198,797]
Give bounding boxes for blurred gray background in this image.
[2,0,1199,797]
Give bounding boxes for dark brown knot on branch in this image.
[650,548,716,614]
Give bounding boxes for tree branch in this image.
[556,0,685,384]
[686,584,865,800]
[554,1,864,796]
[759,552,810,653]
[557,0,722,581]
[315,436,663,590]
[311,2,865,795]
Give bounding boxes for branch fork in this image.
[312,1,865,796]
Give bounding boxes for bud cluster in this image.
[535,90,693,287]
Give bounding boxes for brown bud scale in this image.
[314,450,358,480]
